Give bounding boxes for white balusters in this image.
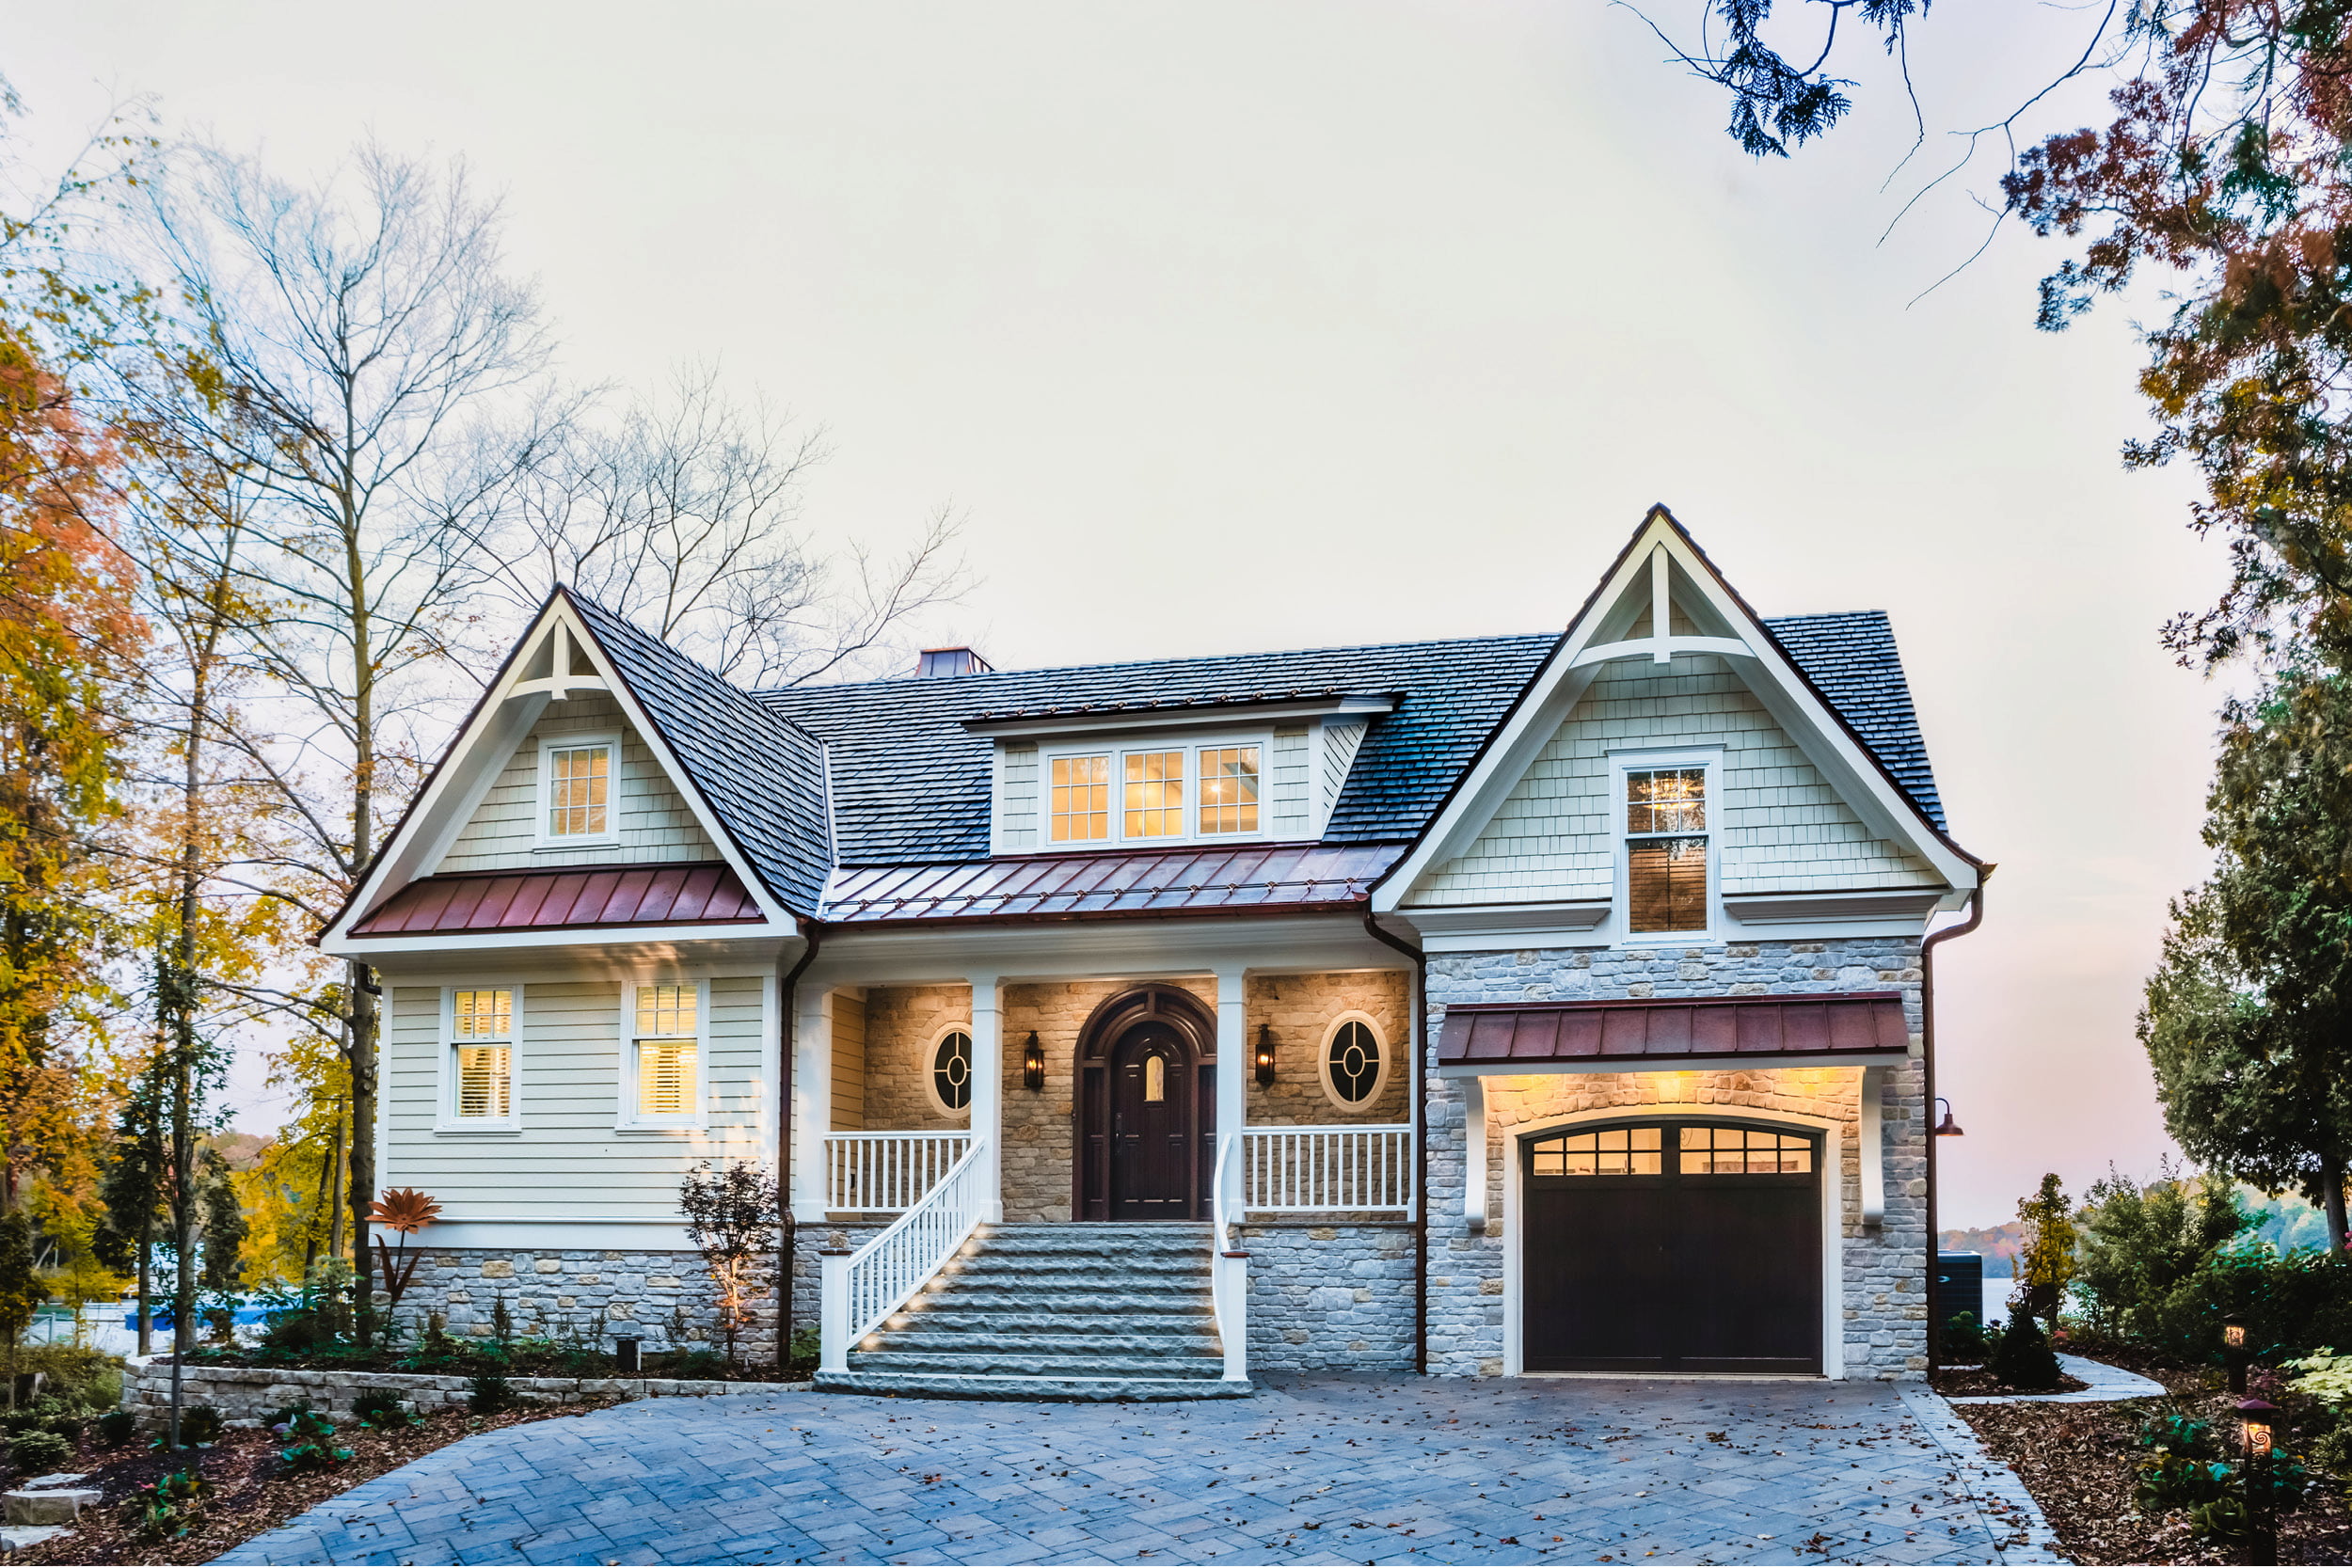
[822,1132,973,1212]
[820,1135,991,1371]
[1240,1125,1412,1212]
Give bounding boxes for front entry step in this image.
[813,1223,1250,1402]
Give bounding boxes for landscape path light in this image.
[2224,1315,2249,1394]
[2237,1396,2280,1566]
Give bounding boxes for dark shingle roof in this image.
[751,615,1947,866]
[756,635,1558,864]
[567,592,834,913]
[1763,611,1947,832]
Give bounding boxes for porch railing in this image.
[819,1135,990,1372]
[822,1132,972,1212]
[1241,1124,1412,1212]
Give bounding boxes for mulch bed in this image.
[173,1346,814,1382]
[1929,1365,2091,1397]
[12,1400,616,1566]
[1950,1360,2352,1565]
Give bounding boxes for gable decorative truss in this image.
[1373,505,1986,916]
[319,591,824,955]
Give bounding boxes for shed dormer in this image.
[967,691,1397,855]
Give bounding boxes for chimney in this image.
[915,646,993,678]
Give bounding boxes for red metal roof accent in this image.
[1438,991,1912,1068]
[820,843,1406,925]
[351,862,767,937]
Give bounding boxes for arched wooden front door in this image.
[1076,987,1216,1220]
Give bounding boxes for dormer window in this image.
[536,732,621,847]
[1618,752,1716,938]
[1040,740,1266,849]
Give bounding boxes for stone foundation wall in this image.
[1241,1219,1415,1370]
[1422,937,1931,1381]
[390,1248,778,1361]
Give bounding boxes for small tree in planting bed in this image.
[678,1161,779,1369]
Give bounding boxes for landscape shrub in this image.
[469,1370,516,1416]
[1935,1311,1990,1363]
[2285,1348,2352,1413]
[94,1409,136,1447]
[178,1404,224,1446]
[2310,1423,2352,1478]
[2137,1449,2235,1511]
[787,1325,819,1370]
[2075,1165,2251,1338]
[351,1386,421,1430]
[2138,1412,2217,1456]
[277,1407,352,1470]
[5,1428,69,1474]
[2152,1249,2352,1361]
[1988,1308,2065,1389]
[15,1343,124,1410]
[131,1467,208,1540]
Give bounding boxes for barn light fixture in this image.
[1254,1024,1277,1086]
[1022,1032,1043,1091]
[1932,1097,1965,1137]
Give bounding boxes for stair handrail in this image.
[819,1133,991,1374]
[1208,1131,1248,1383]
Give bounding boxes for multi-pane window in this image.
[451,988,514,1120]
[1050,754,1110,843]
[548,742,612,837]
[633,984,698,1119]
[931,1029,973,1113]
[1124,751,1184,837]
[1325,1020,1381,1105]
[1682,1126,1812,1175]
[1625,766,1708,933]
[1528,1127,1663,1176]
[1197,747,1260,834]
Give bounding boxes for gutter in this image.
[777,918,822,1364]
[1918,882,1986,1378]
[1361,909,1429,1376]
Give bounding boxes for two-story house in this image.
[319,506,1986,1399]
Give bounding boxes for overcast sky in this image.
[9,0,2233,1226]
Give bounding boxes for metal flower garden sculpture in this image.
[365,1187,443,1325]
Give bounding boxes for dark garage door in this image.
[1522,1121,1822,1374]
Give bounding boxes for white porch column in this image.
[969,974,1004,1223]
[1461,1075,1488,1232]
[1213,964,1247,1196]
[1860,1064,1886,1233]
[791,986,834,1223]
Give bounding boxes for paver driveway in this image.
[215,1375,2060,1566]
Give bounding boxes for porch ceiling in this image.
[1437,990,1911,1072]
[818,842,1405,925]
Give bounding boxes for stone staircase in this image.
[812,1222,1249,1402]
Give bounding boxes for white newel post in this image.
[792,987,834,1223]
[1462,1075,1488,1231]
[969,974,1004,1223]
[1214,964,1248,1382]
[818,1232,850,1373]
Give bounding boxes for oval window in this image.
[1325,1019,1382,1106]
[931,1029,973,1113]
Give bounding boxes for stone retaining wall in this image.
[120,1362,794,1423]
[389,1247,777,1361]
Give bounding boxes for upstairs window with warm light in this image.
[1050,754,1110,843]
[1198,746,1260,834]
[1624,763,1710,934]
[538,733,620,846]
[1125,751,1184,836]
[1041,740,1264,847]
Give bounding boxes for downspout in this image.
[1919,883,1984,1378]
[777,918,821,1366]
[1363,908,1429,1376]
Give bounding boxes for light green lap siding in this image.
[437,693,719,873]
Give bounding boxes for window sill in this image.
[612,1121,708,1135]
[531,838,623,853]
[434,1123,523,1136]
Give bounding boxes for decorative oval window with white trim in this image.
[1319,1014,1387,1109]
[927,1027,975,1117]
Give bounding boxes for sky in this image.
[7,0,2234,1227]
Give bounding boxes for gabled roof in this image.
[564,592,834,914]
[1756,611,1946,833]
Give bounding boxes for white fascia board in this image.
[1436,1050,1911,1078]
[365,941,794,989]
[805,912,1410,989]
[963,694,1395,739]
[1375,515,1976,909]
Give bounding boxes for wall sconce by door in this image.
[1253,1024,1276,1086]
[1022,1032,1043,1091]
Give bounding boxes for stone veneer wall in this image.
[1244,972,1409,1126]
[391,1248,778,1360]
[1422,937,1929,1381]
[1242,1219,1415,1370]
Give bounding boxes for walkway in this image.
[215,1374,2062,1566]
